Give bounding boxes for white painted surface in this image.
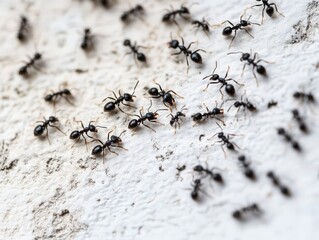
[0,0,319,239]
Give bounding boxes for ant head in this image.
[212,74,219,80]
[148,87,159,96]
[136,5,144,11]
[238,155,246,162]
[194,179,201,184]
[176,111,186,117]
[49,116,58,122]
[193,165,204,172]
[123,93,134,102]
[137,53,146,62]
[146,112,158,120]
[123,39,131,46]
[240,20,249,26]
[44,94,53,101]
[217,132,224,138]
[181,6,190,14]
[63,89,71,95]
[34,53,42,60]
[212,108,222,115]
[168,39,179,49]
[222,26,232,36]
[110,135,122,143]
[89,124,97,132]
[242,53,250,60]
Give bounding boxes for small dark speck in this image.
[159,165,164,172]
[199,134,205,141]
[75,69,88,73]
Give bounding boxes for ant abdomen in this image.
[225,85,235,95]
[70,131,81,140]
[34,125,45,136]
[191,52,202,64]
[222,27,232,36]
[104,102,116,112]
[92,145,103,155]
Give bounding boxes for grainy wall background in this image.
[0,0,319,239]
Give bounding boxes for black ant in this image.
[222,15,260,48]
[228,51,269,85]
[70,121,107,149]
[267,100,277,108]
[292,109,308,133]
[293,91,315,103]
[123,39,146,63]
[168,105,187,131]
[81,28,94,51]
[227,96,257,115]
[267,171,291,197]
[91,131,126,158]
[203,61,243,98]
[193,164,223,184]
[162,5,190,26]
[18,52,42,77]
[238,155,256,180]
[211,122,240,155]
[103,81,139,114]
[191,102,225,125]
[17,16,30,42]
[277,127,301,152]
[192,18,210,35]
[232,203,261,220]
[168,37,205,68]
[34,116,64,143]
[44,89,73,106]
[128,101,166,132]
[250,0,284,24]
[190,178,203,201]
[121,5,144,23]
[148,83,181,108]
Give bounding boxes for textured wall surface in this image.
[0,0,319,239]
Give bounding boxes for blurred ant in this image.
[192,102,225,125]
[267,171,291,197]
[203,61,243,98]
[18,52,42,77]
[292,109,308,133]
[70,121,107,149]
[103,81,139,114]
[121,5,144,23]
[128,101,166,132]
[176,164,186,179]
[210,122,240,156]
[91,131,126,158]
[168,105,187,131]
[44,88,74,106]
[228,51,270,85]
[232,203,261,220]
[222,15,260,48]
[293,91,315,103]
[148,83,182,108]
[17,16,30,42]
[193,164,223,184]
[190,178,203,201]
[192,18,210,35]
[123,39,146,63]
[81,28,95,51]
[227,96,257,116]
[277,127,301,152]
[34,116,64,143]
[168,37,205,69]
[267,100,277,108]
[249,0,284,24]
[162,5,190,26]
[238,155,256,180]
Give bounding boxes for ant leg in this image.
[155,83,164,92]
[45,127,51,145]
[252,68,259,86]
[166,90,183,98]
[83,134,88,151]
[261,5,266,24]
[241,63,247,77]
[48,124,66,135]
[220,146,226,158]
[193,49,206,53]
[71,138,80,148]
[256,59,273,64]
[222,20,234,27]
[219,86,224,100]
[250,4,263,8]
[142,122,156,132]
[122,102,137,109]
[102,97,116,102]
[171,50,183,56]
[118,106,130,115]
[203,81,219,91]
[270,3,285,17]
[111,144,128,151]
[186,42,196,50]
[253,52,257,61]
[106,146,119,156]
[224,65,230,78]
[228,30,237,49]
[227,78,243,86]
[214,117,225,126]
[243,28,254,39]
[63,96,74,106]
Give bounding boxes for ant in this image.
[70,121,107,149]
[277,127,301,152]
[210,122,240,155]
[121,5,144,23]
[162,5,190,26]
[191,102,225,125]
[148,83,181,108]
[44,88,73,106]
[292,109,308,133]
[192,18,210,35]
[227,96,257,115]
[228,51,269,85]
[232,203,261,220]
[34,116,64,143]
[81,28,94,51]
[267,100,277,108]
[267,171,291,197]
[293,91,315,103]
[123,39,146,63]
[91,131,126,158]
[18,52,42,77]
[128,101,166,132]
[193,164,223,184]
[238,155,256,180]
[103,81,139,114]
[168,105,187,131]
[168,37,205,68]
[17,16,30,42]
[222,15,260,48]
[203,61,243,98]
[176,164,186,179]
[250,0,284,24]
[190,178,203,201]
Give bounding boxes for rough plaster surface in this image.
[0,0,319,239]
